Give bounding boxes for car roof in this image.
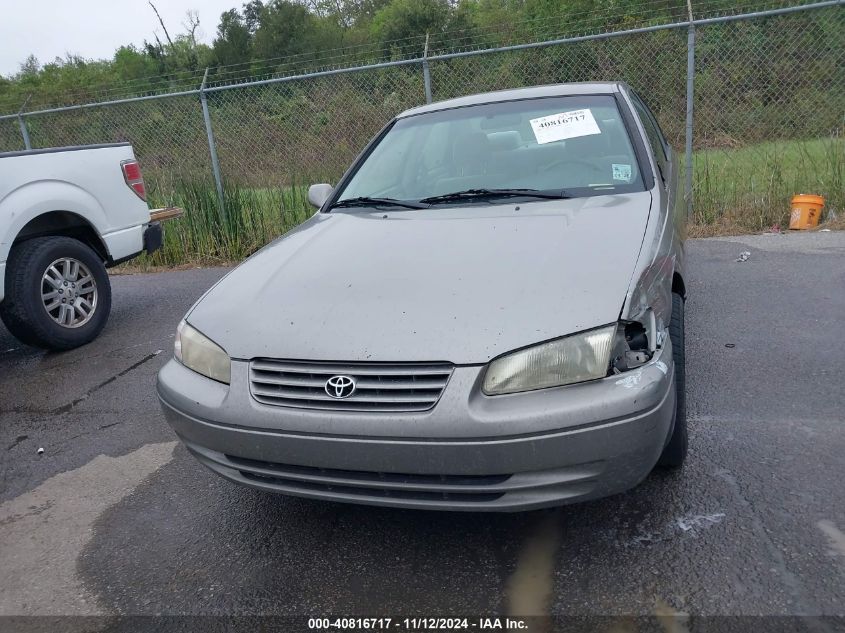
[398,82,628,118]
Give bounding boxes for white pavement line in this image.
[505,513,560,618]
[817,520,845,559]
[0,441,177,616]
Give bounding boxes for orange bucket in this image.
[789,194,825,230]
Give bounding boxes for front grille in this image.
[226,454,508,503]
[249,359,454,412]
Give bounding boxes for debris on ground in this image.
[735,251,751,262]
[676,513,726,532]
[36,447,44,455]
[820,229,831,232]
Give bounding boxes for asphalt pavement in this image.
[1,233,844,630]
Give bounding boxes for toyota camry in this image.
[157,82,688,511]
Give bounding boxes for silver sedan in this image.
[157,81,688,511]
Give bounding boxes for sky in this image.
[0,0,238,77]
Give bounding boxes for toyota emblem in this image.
[325,375,356,399]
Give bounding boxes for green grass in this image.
[120,135,843,269]
[692,136,844,230]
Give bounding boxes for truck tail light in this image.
[121,160,146,201]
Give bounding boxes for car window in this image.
[337,95,646,205]
[630,93,668,181]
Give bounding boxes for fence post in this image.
[200,68,226,223]
[17,94,32,150]
[17,115,31,150]
[684,0,696,220]
[422,33,433,104]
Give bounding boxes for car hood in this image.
[188,192,651,364]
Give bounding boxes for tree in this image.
[212,9,254,67]
[243,1,266,33]
[138,3,214,77]
[252,1,322,62]
[113,45,159,81]
[183,10,201,48]
[147,1,175,47]
[299,0,389,28]
[18,55,41,77]
[370,0,453,57]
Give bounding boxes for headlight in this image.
[175,320,231,384]
[482,325,616,395]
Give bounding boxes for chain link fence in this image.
[1,1,842,242]
[13,95,213,199]
[692,8,844,223]
[0,117,23,152]
[428,29,690,147]
[207,65,426,188]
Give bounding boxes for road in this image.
[1,233,844,631]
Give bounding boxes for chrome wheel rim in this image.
[41,258,98,328]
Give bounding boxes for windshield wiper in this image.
[328,196,428,210]
[419,188,570,205]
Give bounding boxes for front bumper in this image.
[157,343,676,512]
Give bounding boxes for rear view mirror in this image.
[307,183,333,209]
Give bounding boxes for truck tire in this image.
[657,292,687,468]
[0,236,111,350]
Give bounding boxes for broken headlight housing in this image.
[610,321,654,374]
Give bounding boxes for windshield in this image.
[335,95,645,207]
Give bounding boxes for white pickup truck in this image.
[0,142,180,350]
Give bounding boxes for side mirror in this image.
[307,183,333,209]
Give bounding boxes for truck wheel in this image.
[657,292,687,468]
[0,236,111,350]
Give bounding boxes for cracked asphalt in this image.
[1,233,844,629]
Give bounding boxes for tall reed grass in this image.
[128,181,314,269]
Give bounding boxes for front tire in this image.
[657,292,687,468]
[0,237,112,350]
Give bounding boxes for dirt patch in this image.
[110,262,235,275]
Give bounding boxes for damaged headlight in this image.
[482,325,616,395]
[609,321,653,374]
[175,320,231,384]
[483,320,659,396]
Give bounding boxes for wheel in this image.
[0,236,111,350]
[657,292,687,468]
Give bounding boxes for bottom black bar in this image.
[0,616,843,633]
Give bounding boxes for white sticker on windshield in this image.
[613,163,632,181]
[529,109,601,145]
